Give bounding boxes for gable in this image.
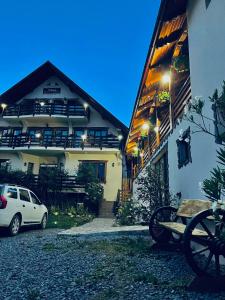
[0,61,128,135]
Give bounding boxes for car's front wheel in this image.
[40,214,47,229]
[9,214,21,236]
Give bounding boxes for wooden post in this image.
[169,69,173,130]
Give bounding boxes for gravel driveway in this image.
[0,228,225,300]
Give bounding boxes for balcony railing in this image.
[0,134,121,149]
[3,102,89,118]
[32,175,84,190]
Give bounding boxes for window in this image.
[88,128,108,138]
[7,187,18,199]
[177,127,192,169]
[74,129,85,138]
[19,189,31,202]
[154,153,168,185]
[80,161,106,183]
[30,191,41,205]
[205,0,211,9]
[0,159,10,170]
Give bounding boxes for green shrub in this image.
[116,198,139,225]
[76,163,104,215]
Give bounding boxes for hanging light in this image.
[162,73,171,84]
[142,123,150,131]
[35,133,41,138]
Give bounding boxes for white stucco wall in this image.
[168,0,225,198]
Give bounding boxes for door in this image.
[29,191,44,222]
[27,162,34,174]
[19,188,36,223]
[43,129,53,146]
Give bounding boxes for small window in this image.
[177,127,192,169]
[30,191,41,205]
[7,187,18,199]
[205,0,211,9]
[88,128,108,138]
[19,189,31,202]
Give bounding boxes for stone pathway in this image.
[58,218,149,238]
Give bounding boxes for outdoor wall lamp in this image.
[1,103,7,109]
[35,133,41,138]
[81,134,87,141]
[83,103,88,110]
[40,101,45,106]
[118,134,123,141]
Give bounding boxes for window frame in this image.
[176,127,192,169]
[6,187,18,199]
[29,191,41,205]
[79,160,107,183]
[19,188,31,202]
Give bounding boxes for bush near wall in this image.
[116,166,175,226]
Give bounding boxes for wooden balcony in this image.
[132,76,191,177]
[0,134,122,150]
[3,102,90,119]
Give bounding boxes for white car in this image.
[0,184,48,236]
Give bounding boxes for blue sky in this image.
[0,0,160,126]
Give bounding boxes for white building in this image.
[126,0,225,200]
[0,61,127,211]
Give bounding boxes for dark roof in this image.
[0,61,128,135]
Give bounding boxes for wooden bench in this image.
[149,199,225,277]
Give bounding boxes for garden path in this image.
[58,218,148,238]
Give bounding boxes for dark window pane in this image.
[7,187,18,199]
[19,189,31,202]
[30,192,41,205]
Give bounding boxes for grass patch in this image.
[42,242,58,252]
[26,289,41,300]
[87,237,151,256]
[133,272,159,285]
[92,288,119,300]
[46,213,93,229]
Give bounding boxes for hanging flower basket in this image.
[158,91,170,103]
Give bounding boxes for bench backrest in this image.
[177,199,211,218]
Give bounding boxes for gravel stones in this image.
[0,228,225,300]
